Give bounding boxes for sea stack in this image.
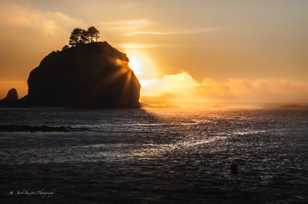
[0,88,19,107]
[1,41,141,108]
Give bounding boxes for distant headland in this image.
[0,26,141,108]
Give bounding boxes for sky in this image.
[0,0,308,108]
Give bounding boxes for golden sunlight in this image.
[125,50,207,107]
[126,50,159,84]
[129,55,142,77]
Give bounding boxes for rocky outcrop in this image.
[0,88,19,107]
[1,42,141,108]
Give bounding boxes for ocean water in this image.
[0,108,307,203]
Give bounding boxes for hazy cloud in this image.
[101,19,153,31]
[119,43,161,49]
[141,72,308,108]
[0,2,83,35]
[0,2,84,83]
[124,27,222,36]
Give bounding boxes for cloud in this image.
[124,27,222,36]
[201,79,308,105]
[0,1,84,86]
[120,43,161,49]
[101,18,221,38]
[101,19,153,31]
[141,72,308,109]
[141,72,203,108]
[119,42,195,49]
[0,3,83,36]
[142,72,198,96]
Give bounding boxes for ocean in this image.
[0,108,307,203]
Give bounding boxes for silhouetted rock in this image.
[0,88,18,107]
[0,42,141,108]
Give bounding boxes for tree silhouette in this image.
[69,28,84,47]
[87,26,100,42]
[69,26,101,47]
[81,30,90,44]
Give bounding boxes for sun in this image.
[126,50,159,84]
[129,55,142,77]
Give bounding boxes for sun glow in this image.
[129,55,142,77]
[125,49,205,107]
[126,50,159,83]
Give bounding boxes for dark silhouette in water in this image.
[0,27,141,108]
[0,88,18,107]
[230,162,239,175]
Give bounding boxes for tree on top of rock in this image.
[68,26,101,47]
[69,28,84,47]
[87,26,100,43]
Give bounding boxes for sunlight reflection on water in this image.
[0,108,308,202]
[132,136,227,158]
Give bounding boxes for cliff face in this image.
[24,42,140,108]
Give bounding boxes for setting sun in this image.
[129,55,142,77]
[0,1,308,203]
[126,50,159,83]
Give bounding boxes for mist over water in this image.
[0,108,307,203]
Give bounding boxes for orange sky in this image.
[0,0,308,107]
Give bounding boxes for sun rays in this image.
[126,50,159,83]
